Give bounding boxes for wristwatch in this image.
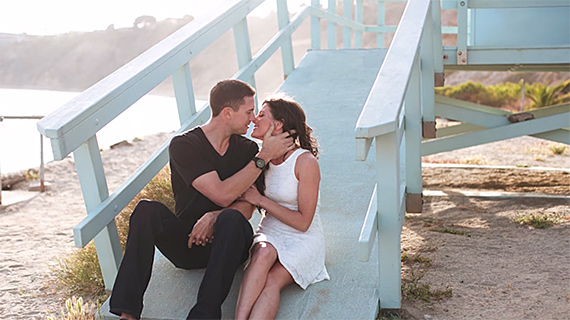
[253,156,266,169]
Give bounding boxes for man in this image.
[109,79,294,320]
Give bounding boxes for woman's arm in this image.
[241,152,320,232]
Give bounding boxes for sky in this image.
[0,0,311,35]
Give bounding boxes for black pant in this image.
[109,200,253,319]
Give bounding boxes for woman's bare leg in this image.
[248,261,294,320]
[235,242,278,320]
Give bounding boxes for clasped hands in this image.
[188,211,216,248]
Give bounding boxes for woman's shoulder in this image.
[294,149,320,176]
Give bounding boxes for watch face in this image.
[255,158,265,169]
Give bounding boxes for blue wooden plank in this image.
[276,0,295,78]
[359,184,378,262]
[310,0,321,49]
[327,0,337,49]
[422,113,570,155]
[172,63,197,125]
[73,136,122,290]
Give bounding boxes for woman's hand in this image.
[239,185,262,207]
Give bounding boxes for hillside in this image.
[1,4,568,100]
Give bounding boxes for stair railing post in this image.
[377,0,386,48]
[327,0,337,49]
[311,0,322,50]
[343,0,353,48]
[276,0,295,79]
[355,0,364,48]
[457,0,468,65]
[233,17,257,106]
[375,130,403,309]
[405,54,423,213]
[73,136,122,290]
[421,4,437,139]
[172,63,197,126]
[432,0,445,86]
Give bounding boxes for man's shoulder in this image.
[171,127,203,144]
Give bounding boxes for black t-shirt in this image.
[168,127,259,226]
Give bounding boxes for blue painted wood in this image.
[422,113,570,155]
[443,47,570,70]
[343,0,353,48]
[432,0,444,75]
[310,0,321,49]
[73,136,122,290]
[421,5,436,123]
[355,0,364,48]
[359,184,378,262]
[375,130,403,309]
[172,63,197,125]
[472,8,569,47]
[233,17,257,97]
[312,6,367,32]
[355,0,431,140]
[327,0,337,49]
[377,1,385,48]
[276,0,295,78]
[234,7,310,81]
[456,0,468,65]
[405,56,422,198]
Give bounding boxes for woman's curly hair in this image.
[263,96,319,158]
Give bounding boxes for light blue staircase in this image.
[37,0,569,318]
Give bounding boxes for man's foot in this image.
[120,313,137,320]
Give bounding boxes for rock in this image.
[110,140,133,149]
[507,112,535,123]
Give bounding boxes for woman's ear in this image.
[273,120,284,132]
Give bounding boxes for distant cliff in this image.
[1,8,567,100]
[0,15,194,94]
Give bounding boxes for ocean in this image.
[0,88,206,174]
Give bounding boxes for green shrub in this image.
[525,80,570,110]
[435,81,521,108]
[511,212,561,229]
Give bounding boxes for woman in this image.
[235,97,329,320]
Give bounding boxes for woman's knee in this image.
[250,242,277,267]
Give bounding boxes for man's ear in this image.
[221,106,233,120]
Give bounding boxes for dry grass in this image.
[50,166,174,303]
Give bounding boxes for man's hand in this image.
[258,122,296,161]
[188,211,217,248]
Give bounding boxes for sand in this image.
[0,134,568,320]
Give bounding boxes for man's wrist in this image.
[252,156,266,170]
[255,151,271,163]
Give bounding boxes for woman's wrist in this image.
[255,195,265,208]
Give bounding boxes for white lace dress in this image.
[251,148,329,289]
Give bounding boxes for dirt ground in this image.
[397,137,570,320]
[0,135,568,320]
